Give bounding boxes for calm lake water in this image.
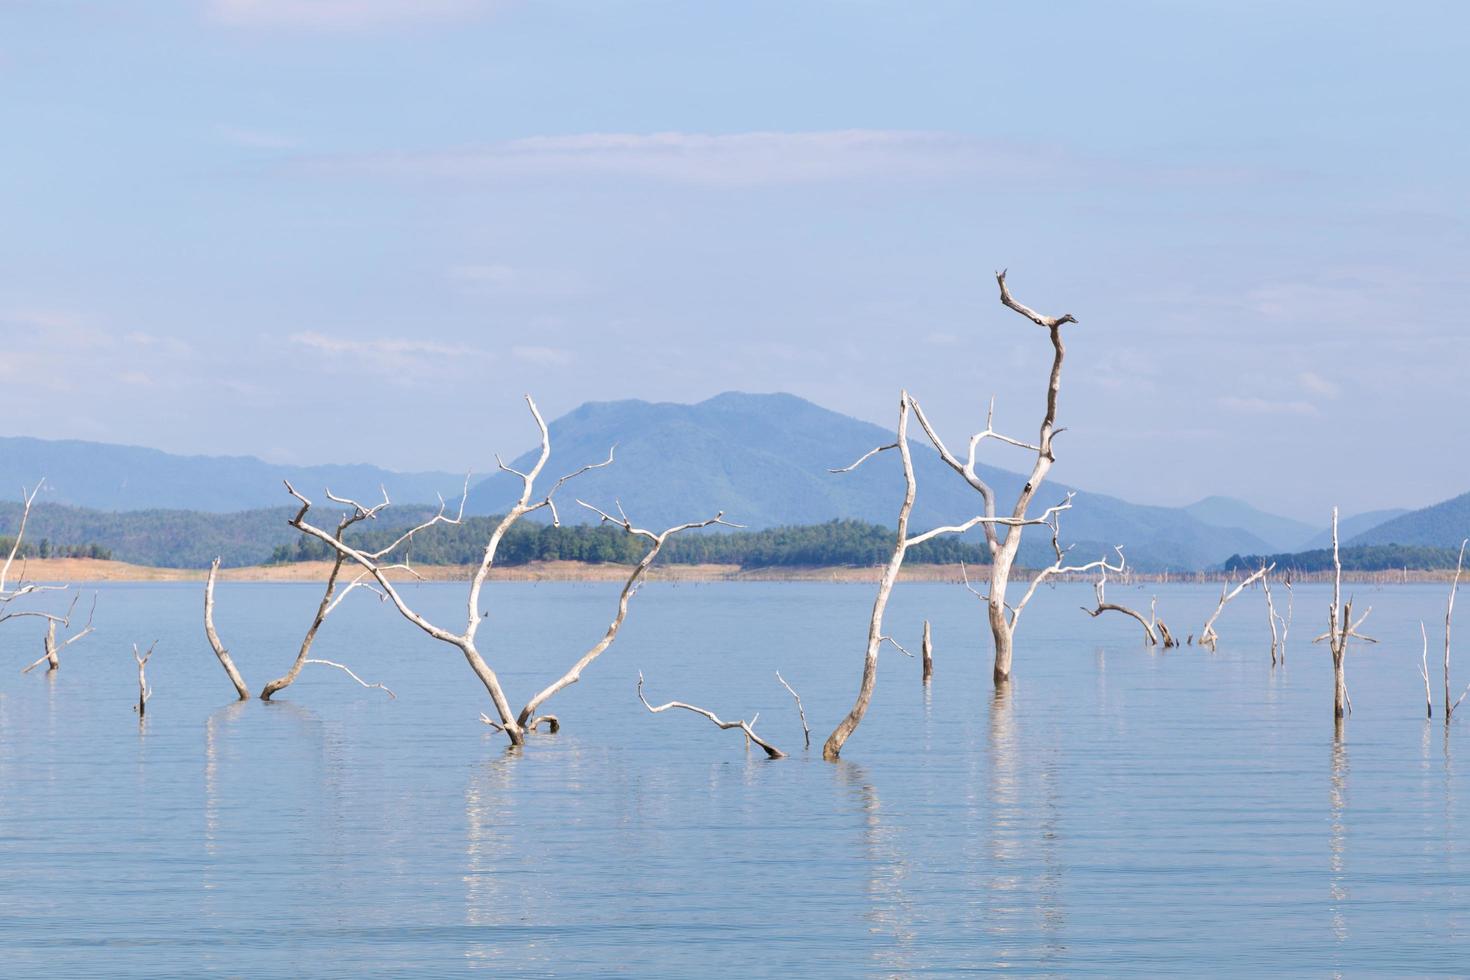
[1,578,1467,975]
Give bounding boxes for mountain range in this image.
[0,392,1460,569]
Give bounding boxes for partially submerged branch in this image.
[515,502,738,730]
[776,670,811,749]
[18,593,96,673]
[1199,563,1274,651]
[285,395,624,746]
[637,672,784,760]
[1080,560,1157,645]
[1445,540,1469,722]
[204,558,250,701]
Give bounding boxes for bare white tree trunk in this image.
[133,642,155,716]
[822,392,1075,760]
[1442,541,1470,722]
[775,670,810,749]
[637,672,784,759]
[285,395,682,748]
[16,593,96,674]
[1199,563,1274,651]
[204,559,250,701]
[909,270,1082,687]
[1420,621,1434,719]
[259,486,414,700]
[0,482,63,608]
[1315,509,1375,720]
[515,503,734,731]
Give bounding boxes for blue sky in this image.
[2,0,1467,520]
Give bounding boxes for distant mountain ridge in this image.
[1182,496,1318,552]
[463,392,1276,570]
[0,436,463,512]
[4,393,1440,571]
[1348,492,1470,549]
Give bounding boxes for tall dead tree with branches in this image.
[1438,540,1470,722]
[286,395,725,746]
[909,270,1083,687]
[1314,509,1374,720]
[821,392,1094,759]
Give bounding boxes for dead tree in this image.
[513,501,735,733]
[15,594,96,673]
[1314,508,1375,719]
[776,670,810,748]
[1441,540,1470,722]
[636,671,784,759]
[1199,563,1274,651]
[1151,598,1180,648]
[921,621,933,685]
[908,270,1081,686]
[1420,622,1434,719]
[259,482,454,700]
[133,642,155,716]
[1080,558,1157,644]
[0,482,61,605]
[821,391,1081,760]
[286,395,717,746]
[204,559,251,700]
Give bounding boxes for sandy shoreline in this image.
[0,557,1456,585]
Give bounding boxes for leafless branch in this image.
[1199,563,1274,651]
[516,505,738,730]
[637,672,784,759]
[301,659,396,698]
[1080,558,1158,645]
[775,670,810,749]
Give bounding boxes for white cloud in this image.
[1298,371,1339,398]
[289,331,490,384]
[208,0,496,30]
[511,345,571,366]
[449,264,517,286]
[216,125,297,150]
[1218,396,1319,417]
[307,130,1085,187]
[290,330,482,359]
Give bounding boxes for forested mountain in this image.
[0,436,461,512]
[463,392,1272,570]
[1298,508,1410,550]
[1347,492,1470,549]
[5,392,1388,570]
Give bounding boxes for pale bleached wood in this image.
[775,670,810,749]
[286,395,645,747]
[259,480,445,700]
[1313,508,1374,720]
[921,620,933,685]
[133,642,155,716]
[1199,563,1274,651]
[908,270,1081,686]
[1420,621,1434,719]
[204,558,250,700]
[1080,558,1156,645]
[18,593,95,673]
[301,659,395,698]
[637,671,784,759]
[515,503,737,730]
[1445,540,1469,722]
